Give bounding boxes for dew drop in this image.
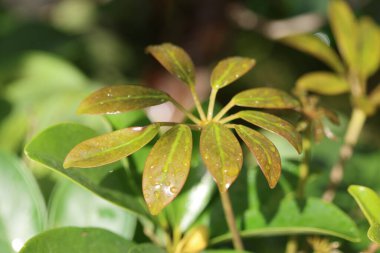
[170,187,178,194]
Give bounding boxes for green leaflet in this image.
[210,57,255,89]
[348,185,380,243]
[146,43,196,87]
[200,123,243,192]
[77,85,170,114]
[296,71,350,95]
[143,125,192,215]
[232,88,300,109]
[63,124,159,168]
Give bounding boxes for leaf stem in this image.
[189,85,207,121]
[322,108,366,202]
[156,122,202,131]
[285,236,298,253]
[219,190,244,250]
[214,100,235,121]
[297,134,311,198]
[207,88,218,120]
[219,113,240,124]
[169,97,201,124]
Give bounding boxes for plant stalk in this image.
[322,108,366,202]
[285,236,298,253]
[169,98,201,124]
[190,85,207,121]
[214,100,235,121]
[297,135,311,198]
[207,88,218,120]
[219,190,244,250]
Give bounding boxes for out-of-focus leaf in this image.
[328,0,357,69]
[49,179,137,239]
[234,125,281,188]
[370,85,380,107]
[357,17,380,79]
[202,251,251,253]
[143,125,192,215]
[232,88,300,109]
[210,57,255,89]
[0,151,47,253]
[146,43,195,86]
[128,243,166,253]
[19,227,134,253]
[0,110,28,152]
[200,123,243,192]
[348,185,380,243]
[78,85,170,114]
[179,225,208,253]
[280,34,344,73]
[212,195,360,244]
[25,123,150,219]
[238,111,302,153]
[296,72,350,95]
[63,124,159,168]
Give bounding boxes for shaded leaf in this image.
[212,195,360,244]
[238,111,302,153]
[280,34,344,73]
[234,125,281,188]
[25,123,150,219]
[0,151,47,253]
[296,72,350,95]
[370,85,380,107]
[329,0,358,68]
[200,123,243,192]
[128,243,166,253]
[19,227,134,253]
[210,57,255,89]
[48,179,137,240]
[232,88,300,109]
[78,85,170,114]
[348,185,380,243]
[143,125,192,215]
[146,43,195,86]
[64,124,159,168]
[358,17,380,79]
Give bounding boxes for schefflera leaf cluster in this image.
[64,43,302,215]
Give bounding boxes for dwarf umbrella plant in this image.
[63,43,302,250]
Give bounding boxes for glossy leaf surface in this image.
[212,195,360,244]
[210,57,255,89]
[146,43,195,86]
[348,185,380,243]
[358,17,380,79]
[19,227,134,253]
[238,111,302,153]
[200,123,243,192]
[232,88,300,109]
[235,125,281,188]
[77,85,170,114]
[25,123,150,218]
[280,34,344,73]
[296,71,350,95]
[143,125,192,215]
[0,151,47,253]
[329,0,357,68]
[49,180,137,240]
[64,124,159,168]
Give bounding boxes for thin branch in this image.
[207,88,218,120]
[219,113,240,124]
[214,100,235,121]
[190,85,207,121]
[169,97,201,124]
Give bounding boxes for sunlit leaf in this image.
[238,111,302,153]
[234,125,281,188]
[143,125,192,215]
[19,227,134,253]
[210,57,255,89]
[358,17,380,79]
[200,123,243,192]
[329,0,358,69]
[25,123,150,219]
[77,85,170,114]
[146,43,195,86]
[212,195,360,244]
[296,71,350,95]
[179,225,208,253]
[348,185,380,243]
[232,88,300,109]
[280,34,344,73]
[64,124,159,168]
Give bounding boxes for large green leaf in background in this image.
[49,179,137,240]
[0,151,47,253]
[24,123,151,220]
[19,227,134,253]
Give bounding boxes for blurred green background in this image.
[1,0,380,252]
